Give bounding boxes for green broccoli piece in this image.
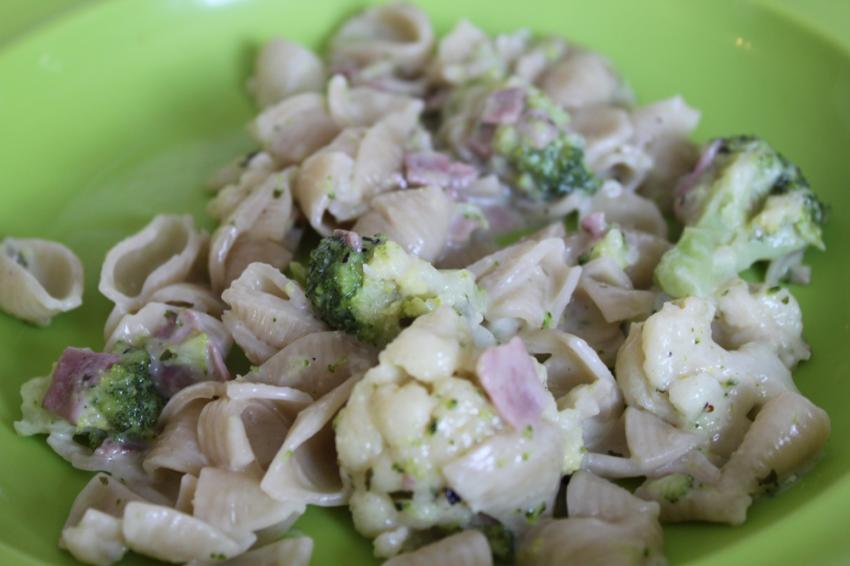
[580,226,634,269]
[642,474,695,504]
[305,231,484,346]
[478,521,515,565]
[491,86,598,202]
[75,348,165,447]
[656,135,827,297]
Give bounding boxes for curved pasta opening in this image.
[293,425,343,493]
[377,9,426,44]
[33,246,77,299]
[113,220,190,297]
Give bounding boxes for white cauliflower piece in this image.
[335,307,566,557]
[616,297,796,457]
[713,278,809,368]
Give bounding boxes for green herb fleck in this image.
[427,417,439,435]
[327,357,348,373]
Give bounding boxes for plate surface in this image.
[1,0,849,564]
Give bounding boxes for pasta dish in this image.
[3,4,830,565]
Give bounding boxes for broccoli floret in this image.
[641,474,695,504]
[580,226,634,269]
[478,521,515,565]
[75,348,166,447]
[491,86,598,202]
[656,135,827,297]
[306,231,484,346]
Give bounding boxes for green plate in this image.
[1,0,849,564]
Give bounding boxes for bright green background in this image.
[0,1,848,564]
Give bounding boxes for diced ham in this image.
[447,214,484,248]
[156,309,193,344]
[480,87,526,125]
[333,229,362,251]
[149,364,200,398]
[580,212,607,238]
[516,112,560,148]
[425,88,450,111]
[476,337,549,430]
[209,344,231,381]
[404,151,479,191]
[674,139,722,220]
[42,348,121,423]
[481,204,526,235]
[468,124,497,159]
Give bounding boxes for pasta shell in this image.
[207,151,277,220]
[567,470,659,521]
[143,400,209,477]
[61,509,126,566]
[104,282,224,339]
[443,422,563,532]
[625,407,701,469]
[250,39,326,108]
[175,474,198,514]
[196,398,261,472]
[192,467,303,537]
[221,263,326,364]
[261,376,360,506]
[385,530,492,566]
[470,238,581,334]
[328,75,422,128]
[0,237,83,325]
[209,170,297,292]
[251,92,340,165]
[579,258,657,323]
[540,51,624,110]
[250,330,377,399]
[353,186,455,262]
[122,502,253,563]
[329,3,434,75]
[98,215,204,312]
[63,472,147,529]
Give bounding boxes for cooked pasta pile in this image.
[10,4,831,565]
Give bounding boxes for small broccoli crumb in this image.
[327,357,348,373]
[478,521,515,565]
[757,469,780,495]
[652,474,695,504]
[427,417,439,435]
[524,502,546,523]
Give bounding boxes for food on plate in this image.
[10,4,830,565]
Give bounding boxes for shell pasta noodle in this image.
[10,3,833,565]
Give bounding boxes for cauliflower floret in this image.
[335,307,566,557]
[615,297,796,457]
[713,278,809,368]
